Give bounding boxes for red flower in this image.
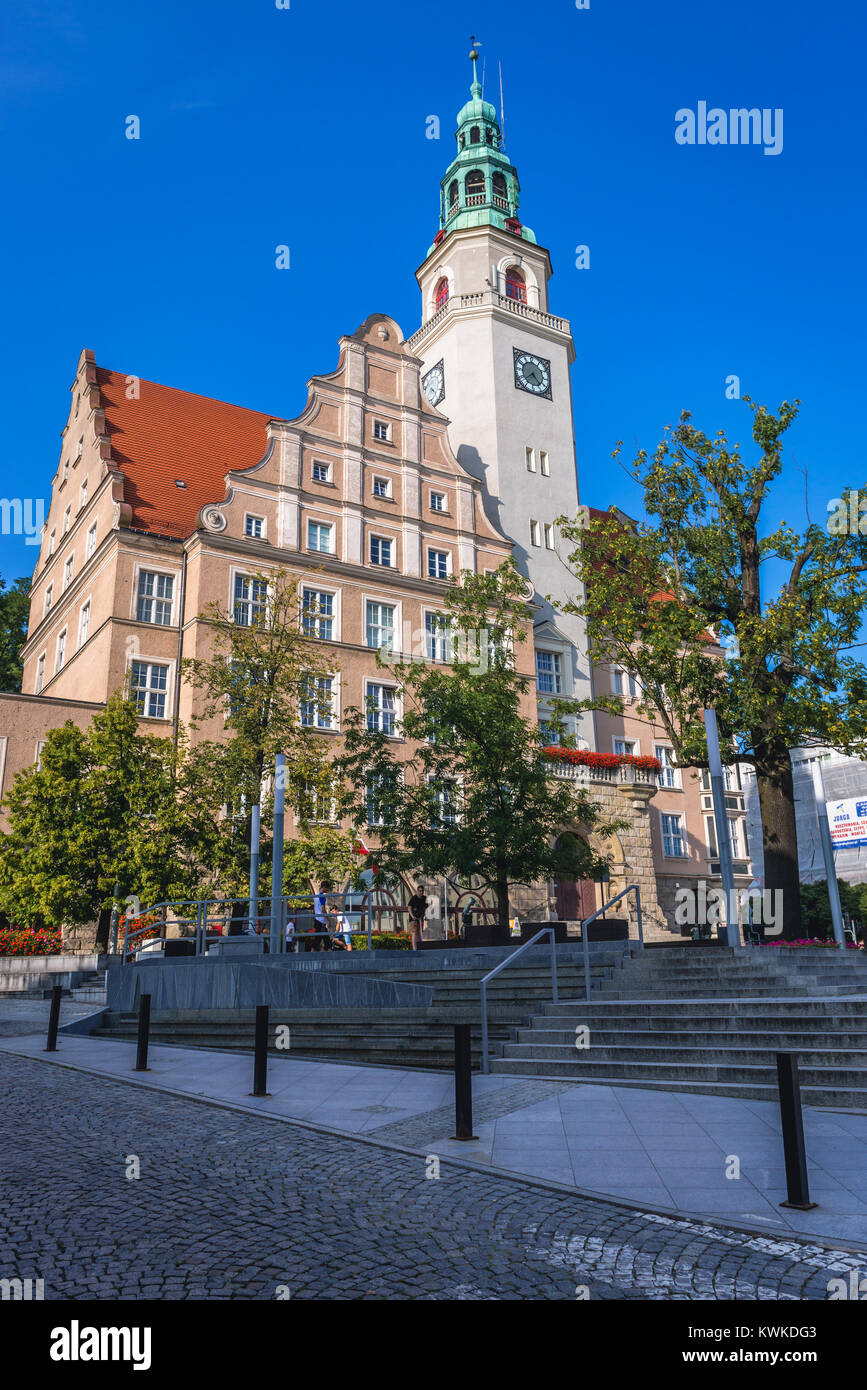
[542,746,662,774]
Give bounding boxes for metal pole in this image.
[249,803,261,936]
[270,755,285,955]
[810,758,845,948]
[45,985,62,1052]
[452,1024,477,1139]
[134,993,151,1072]
[582,917,592,1001]
[108,880,122,956]
[480,981,489,1075]
[776,1053,817,1210]
[252,1004,269,1097]
[704,708,739,949]
[549,927,558,1004]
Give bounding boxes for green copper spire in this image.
[428,42,537,256]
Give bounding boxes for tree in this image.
[338,562,618,935]
[0,696,226,936]
[558,397,867,939]
[182,567,356,901]
[0,576,30,691]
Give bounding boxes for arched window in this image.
[459,133,466,149]
[465,169,485,205]
[434,277,449,311]
[492,171,508,208]
[448,180,458,207]
[505,267,527,302]
[486,128,494,145]
[469,125,481,144]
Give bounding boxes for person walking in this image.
[406,882,428,953]
[313,882,331,952]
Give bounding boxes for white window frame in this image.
[613,666,639,700]
[55,628,67,673]
[427,548,451,580]
[129,658,172,720]
[43,584,53,617]
[307,519,335,554]
[48,529,56,556]
[135,567,176,626]
[369,534,394,567]
[85,522,97,559]
[300,673,338,731]
[661,812,687,859]
[540,450,550,476]
[535,649,562,694]
[35,653,46,693]
[543,523,555,549]
[614,737,638,757]
[525,446,536,473]
[429,490,447,513]
[62,506,71,536]
[372,476,392,499]
[365,598,397,654]
[529,520,541,547]
[301,585,338,642]
[78,479,88,511]
[365,680,399,736]
[244,513,265,539]
[424,610,452,663]
[311,459,332,483]
[63,554,74,591]
[232,572,269,627]
[372,419,391,442]
[654,744,681,790]
[77,600,91,648]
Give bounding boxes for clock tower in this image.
[407,46,594,743]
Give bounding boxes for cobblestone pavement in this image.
[369,1078,573,1146]
[1,1053,862,1301]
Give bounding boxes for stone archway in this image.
[553,832,599,921]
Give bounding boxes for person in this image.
[407,882,428,952]
[313,883,330,952]
[284,917,296,953]
[461,898,476,941]
[333,911,353,950]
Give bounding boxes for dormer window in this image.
[465,170,485,206]
[505,267,527,302]
[434,276,449,311]
[469,125,481,144]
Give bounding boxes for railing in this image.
[544,758,658,787]
[480,928,558,1075]
[407,291,570,353]
[580,885,644,1002]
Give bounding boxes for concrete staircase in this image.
[491,946,867,1106]
[0,954,106,1001]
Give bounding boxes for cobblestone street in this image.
[1,1053,862,1301]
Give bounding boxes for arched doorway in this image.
[553,833,598,921]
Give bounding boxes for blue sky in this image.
[2,0,865,583]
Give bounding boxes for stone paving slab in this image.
[2,1028,866,1247]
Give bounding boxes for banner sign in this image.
[827,797,867,849]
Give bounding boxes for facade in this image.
[745,748,867,888]
[0,59,746,939]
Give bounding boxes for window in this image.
[430,778,458,827]
[539,722,562,746]
[244,514,264,538]
[526,446,536,472]
[366,772,396,827]
[536,650,562,694]
[366,683,397,735]
[61,460,70,483]
[373,420,390,442]
[63,555,74,590]
[233,574,268,626]
[366,601,395,653]
[435,275,450,308]
[370,536,392,567]
[430,491,446,513]
[705,815,718,858]
[529,520,541,547]
[77,601,90,647]
[48,529,56,556]
[302,588,334,641]
[137,570,174,625]
[540,451,550,476]
[62,507,71,535]
[492,170,508,205]
[728,818,743,858]
[55,629,67,673]
[297,779,336,825]
[661,813,687,858]
[78,479,88,511]
[43,585,53,616]
[85,523,97,559]
[465,169,485,204]
[425,612,452,662]
[469,125,481,144]
[505,267,527,302]
[372,477,391,498]
[613,667,638,699]
[300,675,335,730]
[428,549,449,579]
[544,523,555,549]
[614,738,638,757]
[312,460,331,483]
[655,745,681,790]
[130,661,168,719]
[35,654,45,693]
[307,521,334,554]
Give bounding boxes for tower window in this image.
[469,125,481,144]
[434,277,449,311]
[465,170,485,206]
[486,128,494,145]
[448,180,459,212]
[492,171,508,208]
[505,267,527,302]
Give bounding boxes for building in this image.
[745,748,867,888]
[0,56,746,939]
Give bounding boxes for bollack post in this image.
[452,1024,477,1140]
[776,1053,817,1210]
[134,993,151,1072]
[45,985,62,1052]
[252,1004,270,1097]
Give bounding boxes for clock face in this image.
[513,349,552,399]
[422,360,445,407]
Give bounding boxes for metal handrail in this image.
[580,884,643,1001]
[480,928,558,1075]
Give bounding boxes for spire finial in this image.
[469,35,482,97]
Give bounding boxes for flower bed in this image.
[352,932,412,951]
[542,746,662,774]
[763,937,864,950]
[0,928,64,956]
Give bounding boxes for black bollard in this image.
[134,993,151,1072]
[776,1053,817,1210]
[452,1024,477,1140]
[45,985,62,1052]
[251,1004,270,1097]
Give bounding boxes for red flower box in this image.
[542,746,662,774]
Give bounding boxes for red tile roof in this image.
[96,368,281,538]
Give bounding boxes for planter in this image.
[518,920,571,944]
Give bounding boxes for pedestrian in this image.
[284,917,296,953]
[407,882,428,952]
[313,882,331,952]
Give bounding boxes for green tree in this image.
[0,696,225,937]
[338,562,617,935]
[559,398,867,940]
[0,576,30,691]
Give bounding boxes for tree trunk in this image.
[754,749,802,940]
[494,869,511,945]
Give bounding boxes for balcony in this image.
[408,291,570,353]
[544,757,658,788]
